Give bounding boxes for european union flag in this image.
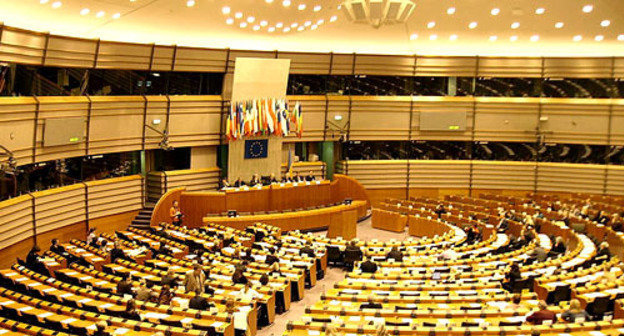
[244,139,268,159]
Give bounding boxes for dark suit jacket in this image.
[526,309,557,325]
[110,248,126,262]
[386,251,403,262]
[161,275,177,287]
[189,296,211,310]
[265,255,279,265]
[300,247,315,258]
[360,261,378,273]
[360,302,382,309]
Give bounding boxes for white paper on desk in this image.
[0,301,14,306]
[348,316,361,321]
[18,307,33,312]
[113,328,129,335]
[143,312,170,320]
[100,303,113,309]
[78,298,92,304]
[60,293,73,298]
[38,312,53,318]
[233,310,249,330]
[211,322,224,328]
[307,331,320,336]
[61,318,77,324]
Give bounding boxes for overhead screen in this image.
[43,117,85,147]
[419,111,467,131]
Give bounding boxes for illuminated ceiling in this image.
[1,0,624,56]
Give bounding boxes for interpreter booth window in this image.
[474,78,542,97]
[472,142,537,161]
[152,147,191,171]
[542,78,615,98]
[607,146,624,165]
[537,144,607,164]
[287,75,329,95]
[10,65,77,96]
[343,141,409,160]
[87,69,146,96]
[409,141,471,160]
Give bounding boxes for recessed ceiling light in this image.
[276,22,284,28]
[449,34,458,41]
[298,4,306,10]
[112,13,121,19]
[235,12,243,19]
[429,34,438,40]
[266,0,273,3]
[313,5,321,12]
[40,0,49,4]
[51,1,62,8]
[510,35,518,42]
[491,8,500,15]
[226,18,234,24]
[582,4,593,13]
[260,20,268,26]
[535,8,545,14]
[282,0,291,7]
[240,22,248,28]
[186,0,195,7]
[410,33,418,40]
[268,27,275,32]
[573,35,582,41]
[511,22,520,29]
[80,8,90,15]
[291,23,298,27]
[330,15,337,22]
[253,25,260,31]
[595,35,604,41]
[96,11,105,18]
[297,26,304,31]
[447,7,455,15]
[317,19,324,25]
[555,22,564,28]
[427,21,435,28]
[530,35,539,42]
[311,24,318,30]
[489,35,497,41]
[222,6,230,15]
[601,20,610,27]
[468,22,478,29]
[619,34,624,41]
[304,21,311,26]
[247,16,255,23]
[284,27,291,32]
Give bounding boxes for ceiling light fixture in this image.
[240,22,248,28]
[235,12,243,19]
[80,8,90,15]
[619,34,624,41]
[284,27,291,32]
[447,7,455,15]
[96,11,105,18]
[283,0,291,7]
[427,21,435,28]
[253,25,260,31]
[449,34,458,41]
[266,0,274,3]
[297,26,304,31]
[311,24,318,29]
[511,22,520,29]
[40,0,49,4]
[429,34,438,40]
[260,20,268,26]
[268,27,275,32]
[317,19,324,24]
[510,35,518,42]
[491,8,500,15]
[186,0,195,7]
[313,5,321,11]
[51,1,62,8]
[601,20,610,27]
[530,35,539,42]
[582,4,593,13]
[298,4,306,10]
[276,22,284,28]
[226,18,234,24]
[555,22,564,28]
[409,33,418,40]
[330,15,337,22]
[595,35,604,41]
[468,22,478,29]
[535,8,545,14]
[247,16,255,23]
[340,0,416,28]
[489,35,497,41]
[112,13,121,19]
[573,35,582,41]
[222,6,231,14]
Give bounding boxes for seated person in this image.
[117,274,134,296]
[249,174,262,187]
[551,237,566,254]
[300,243,315,258]
[434,203,446,218]
[232,269,248,285]
[161,269,178,287]
[233,177,246,188]
[360,295,382,309]
[239,282,262,301]
[360,257,378,273]
[189,289,213,310]
[121,299,141,320]
[529,245,548,262]
[110,241,127,263]
[305,171,316,182]
[220,178,231,189]
[135,280,156,302]
[49,239,65,254]
[596,242,611,258]
[502,262,522,292]
[87,228,97,246]
[593,211,610,225]
[292,171,303,182]
[386,246,403,262]
[241,248,255,262]
[265,248,280,265]
[93,321,111,336]
[26,245,42,266]
[267,173,279,184]
[259,274,270,286]
[561,299,590,323]
[281,174,293,183]
[158,284,174,305]
[526,301,557,325]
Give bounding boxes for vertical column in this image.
[320,141,334,179]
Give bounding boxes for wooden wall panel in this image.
[227,50,277,73]
[0,195,34,251]
[410,160,470,189]
[96,41,152,70]
[0,27,46,65]
[32,184,86,235]
[88,96,145,155]
[286,96,326,141]
[543,57,614,78]
[474,97,538,142]
[606,166,624,196]
[336,160,408,189]
[151,46,175,71]
[536,162,605,194]
[0,97,37,165]
[610,100,624,145]
[415,56,477,77]
[472,161,535,190]
[165,168,220,192]
[330,53,355,75]
[35,97,89,162]
[614,58,624,78]
[349,96,411,140]
[540,99,610,144]
[477,57,543,78]
[173,47,227,72]
[278,52,331,74]
[168,96,221,147]
[412,97,473,140]
[44,36,97,68]
[326,96,350,140]
[86,175,143,219]
[280,162,325,179]
[354,55,415,76]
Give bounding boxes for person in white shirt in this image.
[239,282,261,301]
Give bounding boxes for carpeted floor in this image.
[258,217,408,336]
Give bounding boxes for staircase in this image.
[130,202,156,229]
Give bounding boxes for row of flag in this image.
[225,98,303,140]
